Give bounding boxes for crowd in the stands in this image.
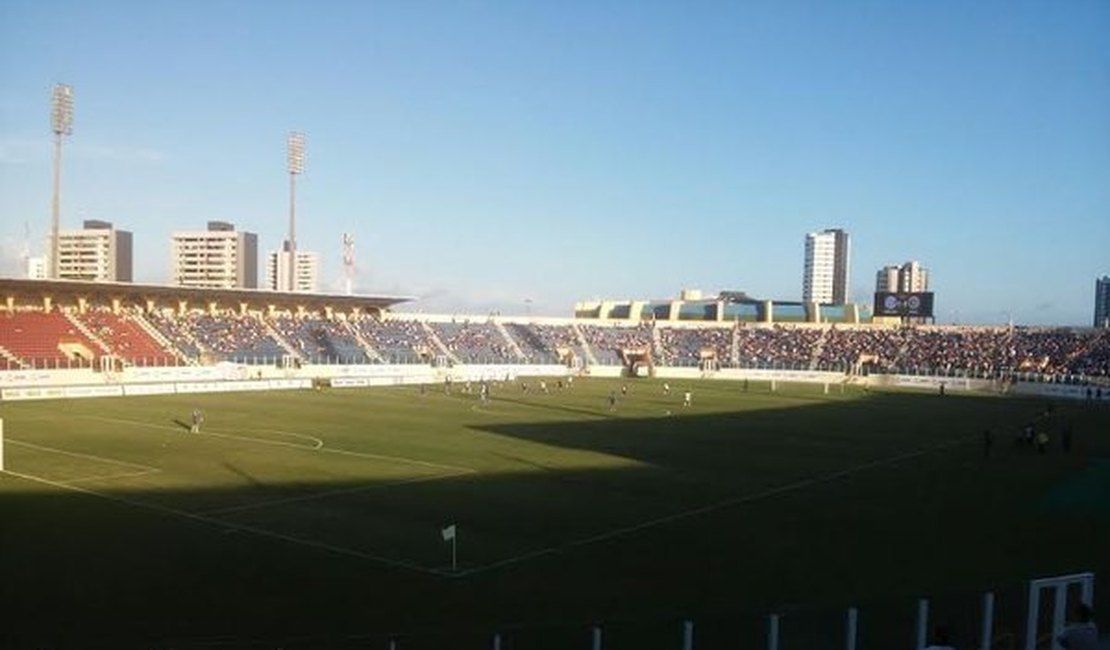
[3,306,1109,381]
[349,317,433,363]
[427,320,517,363]
[578,323,652,364]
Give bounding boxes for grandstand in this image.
[1,277,1108,648]
[1,278,1108,382]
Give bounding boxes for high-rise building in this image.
[1095,276,1110,328]
[266,241,319,293]
[26,256,47,280]
[52,220,133,282]
[171,221,258,289]
[876,261,929,293]
[875,266,899,294]
[803,228,850,305]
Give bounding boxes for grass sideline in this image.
[0,377,1107,649]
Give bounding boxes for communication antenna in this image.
[20,221,30,274]
[342,233,356,295]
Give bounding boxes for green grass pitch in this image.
[0,377,1107,649]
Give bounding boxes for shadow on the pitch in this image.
[1,388,1106,650]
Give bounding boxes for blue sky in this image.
[1,1,1107,324]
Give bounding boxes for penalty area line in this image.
[78,414,475,474]
[6,438,161,472]
[0,468,450,578]
[455,435,974,578]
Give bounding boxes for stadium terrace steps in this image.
[341,319,385,362]
[572,323,598,365]
[262,318,304,362]
[809,327,830,371]
[0,310,102,366]
[143,311,203,360]
[0,344,28,369]
[5,306,1108,378]
[75,310,177,364]
[421,321,459,364]
[128,310,194,365]
[493,320,527,361]
[63,311,113,356]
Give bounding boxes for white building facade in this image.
[876,261,929,293]
[26,256,47,280]
[266,245,319,293]
[171,221,258,289]
[803,229,850,305]
[53,220,133,282]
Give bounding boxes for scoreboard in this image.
[873,292,934,318]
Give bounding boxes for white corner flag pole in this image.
[442,524,457,572]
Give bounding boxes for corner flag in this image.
[442,524,458,571]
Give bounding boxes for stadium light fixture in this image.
[286,131,305,292]
[50,83,74,280]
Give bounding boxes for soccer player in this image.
[190,407,203,433]
[662,382,670,396]
[608,391,617,412]
[1035,430,1049,454]
[683,390,692,408]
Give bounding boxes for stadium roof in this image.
[0,278,413,313]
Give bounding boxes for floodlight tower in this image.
[50,83,74,279]
[342,233,356,295]
[286,131,306,292]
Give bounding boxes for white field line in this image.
[234,427,324,449]
[7,438,162,473]
[80,414,476,475]
[454,435,974,578]
[63,469,162,484]
[1,468,450,577]
[196,470,469,517]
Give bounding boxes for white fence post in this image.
[767,614,780,650]
[1026,573,1097,650]
[845,607,858,650]
[915,598,929,650]
[981,592,995,650]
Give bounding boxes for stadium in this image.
[1,276,1107,649]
